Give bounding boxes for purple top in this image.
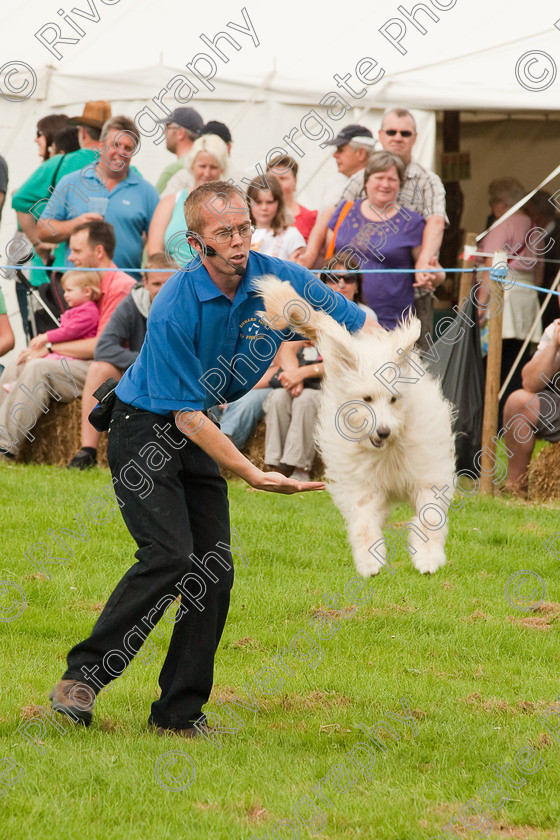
[328,200,426,329]
[46,300,100,343]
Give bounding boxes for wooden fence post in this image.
[458,232,477,306]
[480,251,506,495]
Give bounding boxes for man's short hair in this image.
[364,151,406,187]
[145,252,178,272]
[381,108,417,132]
[82,124,102,142]
[184,181,249,235]
[71,220,116,259]
[266,153,299,178]
[100,115,140,148]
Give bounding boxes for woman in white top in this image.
[247,173,305,261]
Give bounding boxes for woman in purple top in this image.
[326,151,443,329]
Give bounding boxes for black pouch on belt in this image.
[88,377,119,432]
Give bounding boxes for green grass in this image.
[1,464,560,839]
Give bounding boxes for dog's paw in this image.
[354,552,383,578]
[412,547,446,575]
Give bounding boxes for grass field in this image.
[2,463,560,840]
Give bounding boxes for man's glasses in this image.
[381,129,415,138]
[206,223,254,244]
[36,130,44,138]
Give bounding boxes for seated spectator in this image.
[525,190,560,330]
[504,318,560,496]
[263,341,324,481]
[147,134,229,264]
[0,220,134,460]
[38,116,159,278]
[0,288,15,372]
[324,151,442,329]
[2,270,100,393]
[320,259,377,321]
[67,252,176,469]
[477,177,541,404]
[266,154,317,242]
[248,174,306,261]
[219,354,280,451]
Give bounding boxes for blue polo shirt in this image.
[116,251,366,414]
[39,165,159,276]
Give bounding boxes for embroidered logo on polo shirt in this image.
[239,317,262,339]
[122,200,131,205]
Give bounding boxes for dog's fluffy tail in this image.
[253,274,339,343]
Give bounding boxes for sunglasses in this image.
[320,272,359,285]
[382,129,414,137]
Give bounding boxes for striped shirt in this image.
[332,159,448,222]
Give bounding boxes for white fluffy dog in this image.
[255,276,456,577]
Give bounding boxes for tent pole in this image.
[480,251,505,495]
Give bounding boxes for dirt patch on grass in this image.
[20,704,44,718]
[429,804,556,838]
[460,693,549,714]
[469,611,488,621]
[311,606,357,619]
[232,636,263,649]
[529,733,553,749]
[68,600,104,613]
[508,615,553,630]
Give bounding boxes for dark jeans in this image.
[63,399,234,729]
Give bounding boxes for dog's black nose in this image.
[377,425,391,439]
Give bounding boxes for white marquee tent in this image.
[1,2,559,354]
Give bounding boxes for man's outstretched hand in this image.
[250,470,325,494]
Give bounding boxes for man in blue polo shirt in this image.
[49,181,378,735]
[38,116,159,277]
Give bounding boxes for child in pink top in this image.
[3,270,101,393]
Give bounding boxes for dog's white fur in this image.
[255,275,456,577]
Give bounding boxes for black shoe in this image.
[67,448,97,470]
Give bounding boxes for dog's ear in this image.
[318,327,360,377]
[390,316,421,360]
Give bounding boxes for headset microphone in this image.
[186,232,246,276]
[201,242,246,276]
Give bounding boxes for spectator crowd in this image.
[0,100,559,494]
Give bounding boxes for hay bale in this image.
[528,442,560,500]
[220,419,323,481]
[17,398,108,468]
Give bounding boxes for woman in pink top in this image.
[3,271,100,393]
[477,178,541,402]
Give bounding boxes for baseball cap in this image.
[155,107,204,135]
[201,120,232,145]
[326,124,375,148]
[67,101,112,130]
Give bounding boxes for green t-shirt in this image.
[0,288,6,315]
[12,147,98,214]
[12,148,98,284]
[155,160,183,194]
